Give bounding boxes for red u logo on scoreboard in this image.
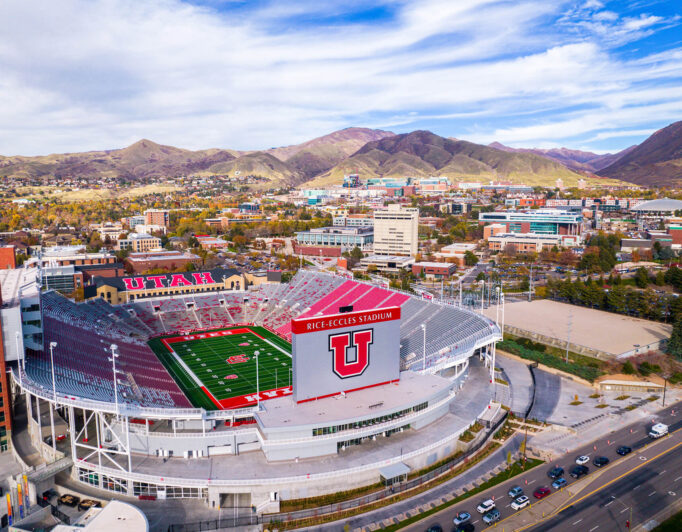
[329,329,373,378]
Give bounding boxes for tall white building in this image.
[373,204,419,256]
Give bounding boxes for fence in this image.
[36,497,71,525]
[167,410,509,531]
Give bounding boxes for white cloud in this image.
[0,0,680,154]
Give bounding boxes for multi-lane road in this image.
[530,433,682,531]
[408,402,682,532]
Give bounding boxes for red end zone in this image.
[161,327,265,348]
[210,386,293,409]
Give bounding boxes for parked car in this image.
[454,523,475,532]
[511,495,530,510]
[482,509,501,525]
[548,466,564,479]
[593,456,610,468]
[476,499,496,514]
[508,485,524,498]
[453,512,471,525]
[533,487,551,499]
[575,455,589,465]
[552,478,568,489]
[616,446,632,456]
[58,494,80,507]
[41,488,58,502]
[78,499,102,511]
[570,465,589,479]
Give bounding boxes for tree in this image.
[634,267,649,289]
[464,250,479,266]
[667,315,682,361]
[622,361,636,375]
[350,246,364,262]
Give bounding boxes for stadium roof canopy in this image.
[631,198,682,213]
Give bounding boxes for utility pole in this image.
[421,324,426,371]
[529,263,533,302]
[565,308,573,364]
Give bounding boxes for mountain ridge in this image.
[598,121,682,186]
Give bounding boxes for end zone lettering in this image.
[292,306,400,334]
[123,271,216,291]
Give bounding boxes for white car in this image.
[511,495,530,510]
[476,499,495,514]
[575,455,589,465]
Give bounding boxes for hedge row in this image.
[498,339,602,382]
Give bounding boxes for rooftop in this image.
[256,371,451,429]
[632,198,682,212]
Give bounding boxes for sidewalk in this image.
[303,434,524,531]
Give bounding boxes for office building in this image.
[479,209,582,236]
[144,209,170,227]
[373,204,419,256]
[117,234,162,253]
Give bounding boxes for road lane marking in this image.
[660,470,667,475]
[589,526,599,532]
[674,476,682,482]
[572,519,582,525]
[527,479,536,485]
[514,438,682,531]
[648,491,656,497]
[620,508,630,514]
[633,485,641,490]
[604,501,613,507]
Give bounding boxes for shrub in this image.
[498,339,601,381]
[622,361,636,375]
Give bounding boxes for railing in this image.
[73,401,494,489]
[11,369,257,421]
[166,407,509,530]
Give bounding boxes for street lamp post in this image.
[421,324,426,372]
[255,351,260,409]
[109,344,120,417]
[49,342,58,403]
[663,374,669,407]
[480,280,485,312]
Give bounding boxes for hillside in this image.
[267,127,394,179]
[307,130,590,187]
[0,129,394,187]
[489,142,636,173]
[0,139,238,182]
[598,121,682,186]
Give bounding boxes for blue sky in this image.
[1,0,681,155]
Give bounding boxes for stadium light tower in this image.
[49,341,58,403]
[109,344,120,417]
[421,324,426,371]
[255,350,260,409]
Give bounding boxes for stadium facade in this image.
[2,269,501,513]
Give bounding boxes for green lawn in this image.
[148,326,292,410]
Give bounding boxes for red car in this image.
[533,487,551,499]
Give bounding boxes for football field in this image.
[148,326,292,410]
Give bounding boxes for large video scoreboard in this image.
[291,307,401,402]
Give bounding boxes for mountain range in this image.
[487,142,636,173]
[1,121,681,188]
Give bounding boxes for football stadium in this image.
[1,269,501,514]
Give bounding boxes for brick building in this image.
[0,246,16,269]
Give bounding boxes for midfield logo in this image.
[328,329,373,378]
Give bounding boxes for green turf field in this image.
[148,326,292,410]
